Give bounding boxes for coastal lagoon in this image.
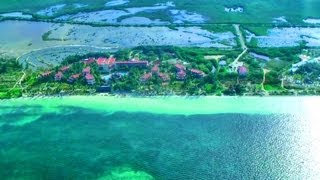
[1,96,320,179]
[0,20,235,68]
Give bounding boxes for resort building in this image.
[55,72,63,81]
[176,70,186,80]
[82,67,91,75]
[60,66,70,72]
[175,64,186,72]
[115,60,149,69]
[67,74,81,83]
[85,74,95,85]
[96,57,116,73]
[140,73,152,82]
[151,64,160,75]
[159,73,170,82]
[190,69,205,78]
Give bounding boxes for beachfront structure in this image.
[140,73,152,82]
[190,69,205,78]
[115,60,149,69]
[82,67,91,75]
[96,57,116,73]
[85,74,95,85]
[96,85,111,92]
[55,72,63,81]
[67,74,81,83]
[176,70,186,80]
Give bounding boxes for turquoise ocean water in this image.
[0,97,320,179]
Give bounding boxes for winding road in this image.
[232,24,248,65]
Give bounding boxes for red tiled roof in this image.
[55,71,63,78]
[96,57,107,65]
[178,70,186,75]
[141,73,152,81]
[107,57,116,64]
[85,74,94,80]
[190,69,204,75]
[83,67,91,73]
[71,74,81,79]
[152,65,159,72]
[159,73,170,81]
[60,66,70,72]
[175,64,186,70]
[177,70,186,80]
[96,57,116,65]
[116,61,148,64]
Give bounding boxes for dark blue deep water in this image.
[0,106,319,179]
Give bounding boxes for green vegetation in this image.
[1,46,320,98]
[41,30,65,41]
[242,26,271,36]
[1,0,320,24]
[250,47,303,62]
[296,63,320,83]
[0,58,24,99]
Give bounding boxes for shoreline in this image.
[2,93,320,102]
[1,95,320,116]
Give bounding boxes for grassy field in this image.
[0,0,319,24]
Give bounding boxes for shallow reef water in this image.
[0,100,320,179]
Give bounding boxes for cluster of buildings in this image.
[39,59,95,85]
[39,56,151,85]
[96,57,148,73]
[39,55,227,90]
[175,64,206,80]
[140,64,170,83]
[175,64,187,80]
